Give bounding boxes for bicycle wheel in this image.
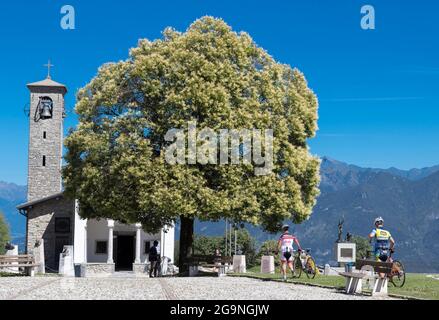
[390,260,406,288]
[304,256,317,279]
[291,256,302,278]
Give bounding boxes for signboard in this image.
[335,242,356,263]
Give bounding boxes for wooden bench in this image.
[0,255,38,277]
[340,259,393,296]
[182,255,233,277]
[356,259,393,296]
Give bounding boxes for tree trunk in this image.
[179,216,194,273]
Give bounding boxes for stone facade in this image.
[27,196,75,271]
[27,84,66,202]
[80,263,115,277]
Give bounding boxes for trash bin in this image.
[345,263,354,273]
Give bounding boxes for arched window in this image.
[34,96,53,122]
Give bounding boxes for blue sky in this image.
[0,0,438,185]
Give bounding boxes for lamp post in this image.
[234,227,237,256]
[229,222,232,257]
[225,219,228,256]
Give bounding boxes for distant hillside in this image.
[0,181,27,203]
[0,182,26,241]
[293,170,439,273]
[320,157,439,193]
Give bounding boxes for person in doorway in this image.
[149,240,160,278]
[277,224,302,281]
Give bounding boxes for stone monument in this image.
[59,245,75,277]
[5,244,19,273]
[334,217,356,269]
[160,257,169,276]
[233,255,246,273]
[33,239,45,274]
[261,256,275,274]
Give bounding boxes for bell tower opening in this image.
[34,96,54,122]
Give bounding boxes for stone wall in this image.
[27,87,65,202]
[27,196,75,271]
[80,263,115,277]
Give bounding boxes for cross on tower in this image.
[44,60,54,79]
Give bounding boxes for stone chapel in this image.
[17,69,174,276]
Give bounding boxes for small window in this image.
[55,217,71,234]
[43,131,47,139]
[95,241,108,254]
[42,156,46,167]
[144,241,151,254]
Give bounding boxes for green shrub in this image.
[0,212,10,255]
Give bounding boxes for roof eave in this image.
[16,192,65,211]
[26,79,68,93]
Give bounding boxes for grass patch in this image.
[388,274,439,300]
[233,266,439,300]
[233,266,345,289]
[0,272,26,277]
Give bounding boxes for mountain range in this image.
[1,157,439,272]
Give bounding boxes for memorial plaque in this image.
[334,242,356,263]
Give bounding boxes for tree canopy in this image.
[352,235,373,260]
[63,17,320,265]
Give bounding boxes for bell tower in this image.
[26,65,67,202]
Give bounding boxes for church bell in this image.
[40,102,53,119]
[36,98,53,121]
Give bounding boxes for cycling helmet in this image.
[282,224,289,231]
[374,217,384,226]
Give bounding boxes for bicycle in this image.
[364,249,406,288]
[291,249,317,279]
[388,250,406,288]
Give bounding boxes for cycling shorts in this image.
[281,251,293,262]
[375,247,389,262]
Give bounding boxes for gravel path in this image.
[0,275,396,300]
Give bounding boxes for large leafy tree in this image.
[63,17,320,271]
[0,212,10,255]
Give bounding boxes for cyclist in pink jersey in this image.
[277,224,302,281]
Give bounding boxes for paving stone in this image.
[0,276,397,300]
